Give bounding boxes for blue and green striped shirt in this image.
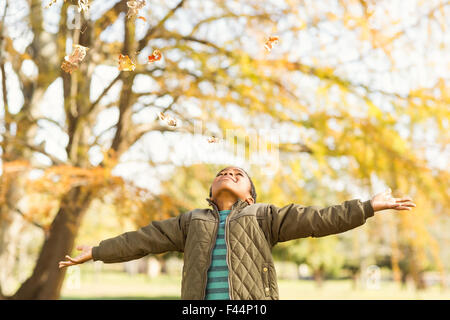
[205,209,231,300]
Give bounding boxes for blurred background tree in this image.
[0,0,448,299]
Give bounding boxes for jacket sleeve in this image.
[91,211,190,263]
[266,199,375,245]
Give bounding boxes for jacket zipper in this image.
[225,201,246,300]
[203,200,244,300]
[225,212,233,300]
[202,208,219,299]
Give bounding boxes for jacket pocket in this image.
[261,263,271,297]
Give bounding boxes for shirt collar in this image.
[205,198,248,214]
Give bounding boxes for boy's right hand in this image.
[59,245,93,269]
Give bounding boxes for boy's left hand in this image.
[370,188,416,212]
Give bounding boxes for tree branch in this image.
[83,73,121,118]
[89,123,116,148]
[4,132,67,165]
[12,206,47,233]
[0,0,9,126]
[125,95,182,147]
[137,0,186,52]
[278,142,313,154]
[31,117,66,131]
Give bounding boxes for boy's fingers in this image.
[59,261,71,268]
[65,255,78,263]
[396,197,413,202]
[397,201,416,207]
[395,206,412,211]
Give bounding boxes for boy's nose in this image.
[224,172,236,178]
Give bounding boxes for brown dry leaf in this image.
[264,35,279,52]
[126,0,146,19]
[118,54,136,71]
[158,112,177,127]
[77,0,90,13]
[61,44,89,74]
[61,61,77,74]
[148,49,162,63]
[45,0,62,9]
[207,136,219,143]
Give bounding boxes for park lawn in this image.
[60,268,450,300]
[61,269,181,300]
[278,278,449,300]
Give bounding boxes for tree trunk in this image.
[10,187,93,299]
[409,248,427,291]
[313,267,324,288]
[400,271,408,290]
[351,271,359,290]
[0,162,39,298]
[157,255,168,274]
[413,271,426,291]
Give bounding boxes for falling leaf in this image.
[118,54,136,71]
[45,0,60,9]
[158,112,177,127]
[207,136,219,143]
[61,61,77,74]
[77,0,90,13]
[126,0,146,19]
[137,16,147,22]
[166,118,177,127]
[61,44,89,74]
[148,49,162,63]
[264,35,279,52]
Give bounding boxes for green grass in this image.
[61,268,181,300]
[278,279,449,300]
[61,267,450,300]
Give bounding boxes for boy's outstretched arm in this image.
[266,188,415,245]
[59,212,189,269]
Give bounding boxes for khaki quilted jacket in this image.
[92,198,374,299]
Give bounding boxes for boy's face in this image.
[210,167,254,204]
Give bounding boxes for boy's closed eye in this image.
[217,172,244,177]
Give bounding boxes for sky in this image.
[0,0,448,199]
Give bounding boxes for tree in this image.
[274,236,345,287]
[0,0,448,299]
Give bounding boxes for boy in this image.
[59,166,416,299]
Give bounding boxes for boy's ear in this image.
[245,197,254,205]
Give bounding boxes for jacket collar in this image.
[205,198,249,217]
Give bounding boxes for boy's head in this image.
[208,166,257,206]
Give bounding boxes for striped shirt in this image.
[205,209,231,300]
